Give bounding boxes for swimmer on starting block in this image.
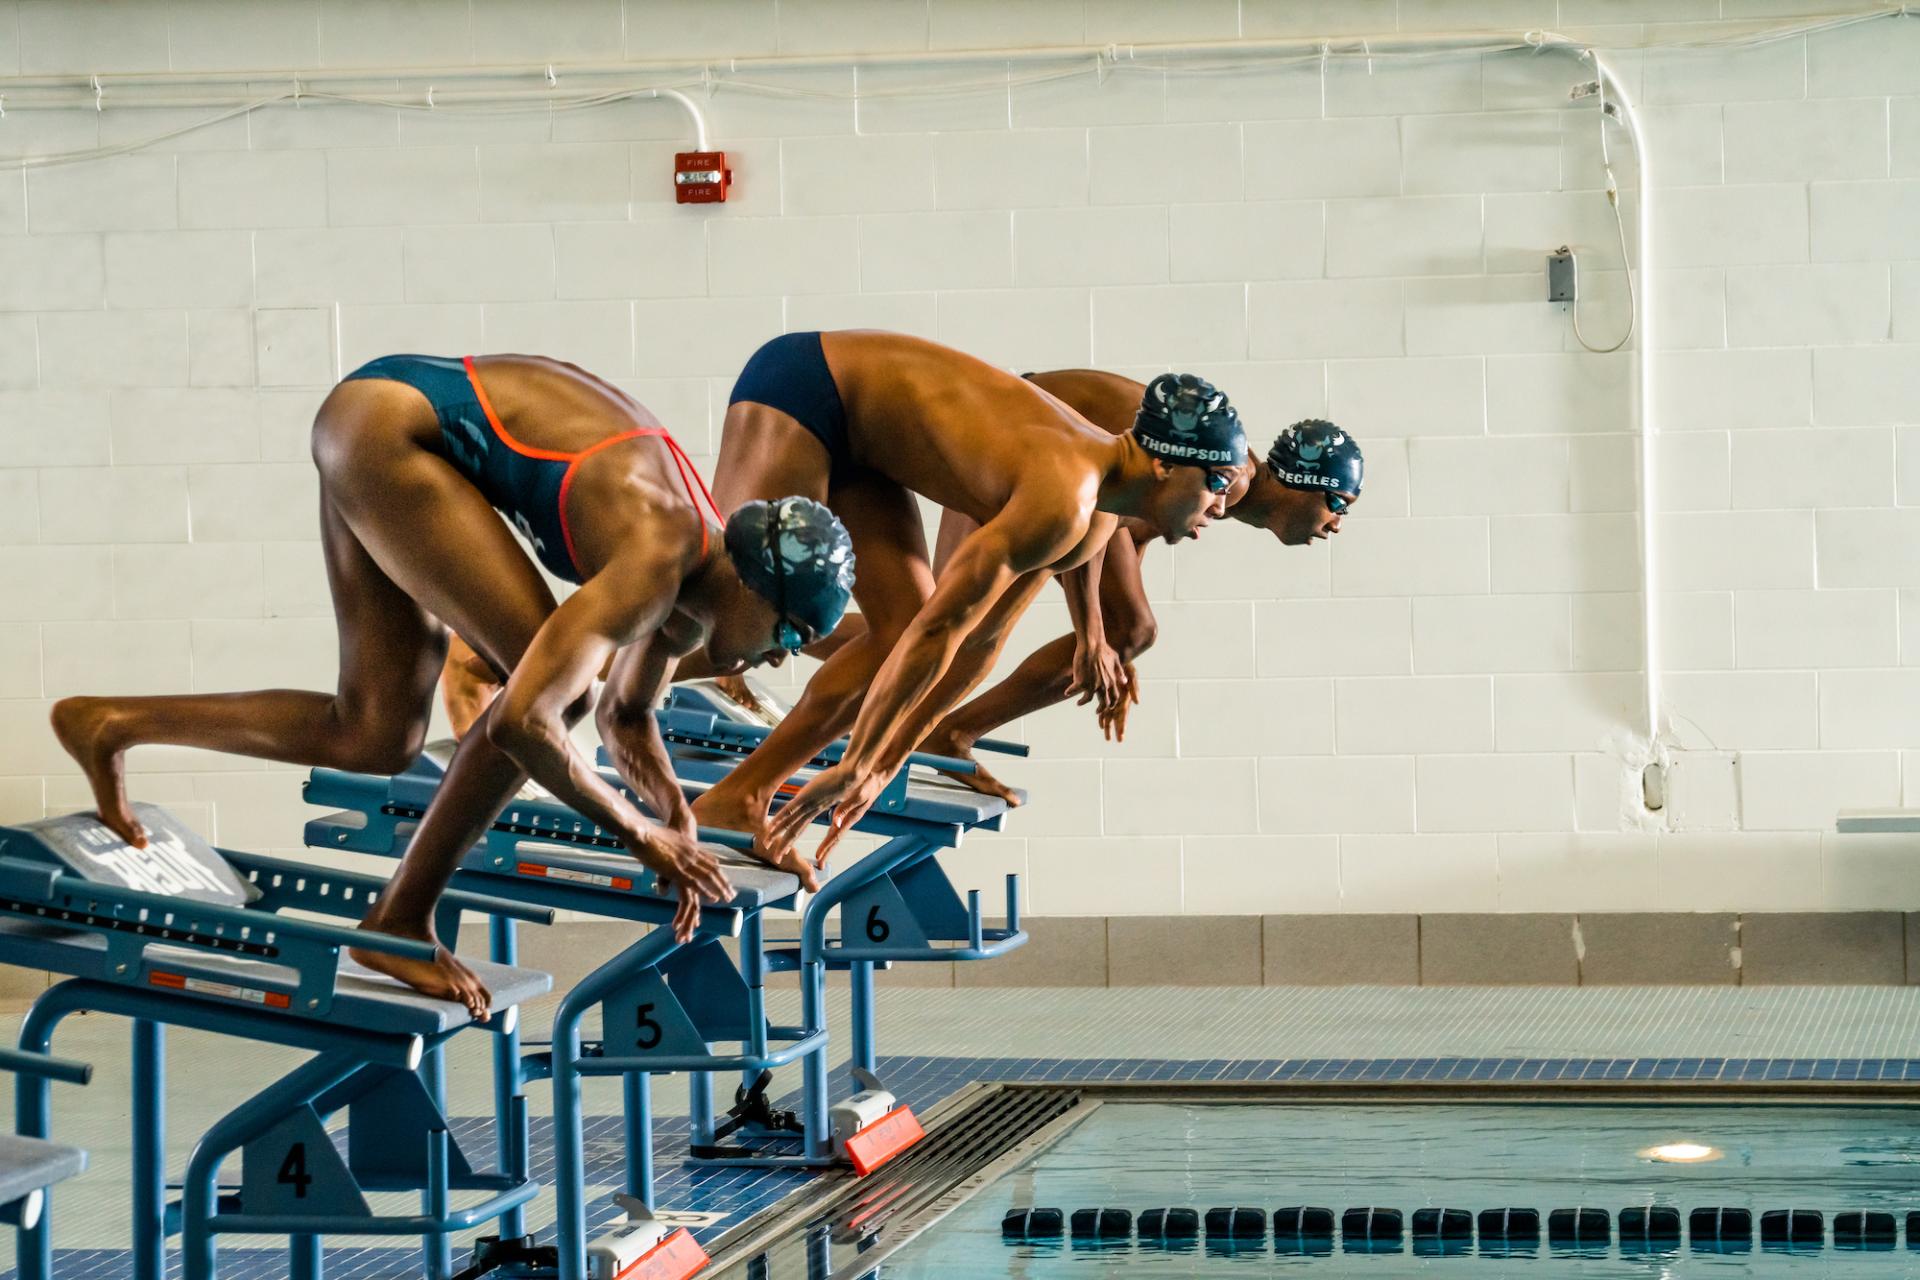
[437,372,1362,807]
[52,353,854,1015]
[916,375,1365,800]
[723,374,1362,802]
[690,330,1247,864]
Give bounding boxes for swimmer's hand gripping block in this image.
[667,677,1028,757]
[656,680,1026,819]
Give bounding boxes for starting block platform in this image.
[657,677,1029,826]
[305,752,809,1280]
[656,678,1028,1167]
[298,675,1035,1274]
[0,803,554,1280]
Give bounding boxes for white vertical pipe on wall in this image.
[1114,34,1663,765]
[1590,57,1661,759]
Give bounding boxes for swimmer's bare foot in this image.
[919,728,1023,807]
[713,673,784,724]
[693,786,821,892]
[50,697,147,846]
[713,673,756,710]
[350,920,493,1022]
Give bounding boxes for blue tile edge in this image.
[15,1054,1920,1280]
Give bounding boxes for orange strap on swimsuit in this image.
[463,356,724,578]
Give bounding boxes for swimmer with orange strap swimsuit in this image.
[53,353,853,1017]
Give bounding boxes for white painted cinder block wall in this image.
[0,0,1916,917]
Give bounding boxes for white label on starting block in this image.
[150,970,292,1009]
[60,823,240,900]
[91,830,233,897]
[515,861,632,891]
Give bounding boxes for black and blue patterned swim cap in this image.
[1268,419,1364,508]
[1131,373,1247,469]
[723,497,855,642]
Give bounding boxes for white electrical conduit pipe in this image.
[0,6,1904,89]
[11,12,1907,758]
[0,83,711,156]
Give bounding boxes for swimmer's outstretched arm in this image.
[1057,545,1126,717]
[489,545,733,940]
[766,501,1077,860]
[441,636,619,742]
[857,567,1052,779]
[597,639,697,839]
[931,524,1152,752]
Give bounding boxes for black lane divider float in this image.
[1004,1205,1920,1251]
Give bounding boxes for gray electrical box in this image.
[1547,247,1577,303]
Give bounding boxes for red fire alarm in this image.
[674,150,730,204]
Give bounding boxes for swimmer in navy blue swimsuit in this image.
[729,332,854,486]
[341,354,713,583]
[702,330,1247,867]
[53,352,854,1016]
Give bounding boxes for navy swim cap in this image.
[1131,373,1247,469]
[723,497,855,644]
[1268,419,1363,510]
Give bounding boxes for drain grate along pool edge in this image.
[703,1085,1088,1280]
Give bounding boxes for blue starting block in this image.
[0,803,554,1280]
[298,673,1034,1263]
[303,755,811,1280]
[656,677,1029,825]
[0,1046,90,1243]
[655,678,1030,1167]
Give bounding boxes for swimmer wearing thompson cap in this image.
[697,330,1246,866]
[926,385,1362,798]
[790,371,1363,802]
[52,354,853,1017]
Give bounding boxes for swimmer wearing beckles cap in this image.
[686,330,1248,867]
[925,391,1362,798]
[51,353,854,1017]
[783,372,1363,802]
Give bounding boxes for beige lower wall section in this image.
[494,912,1920,990]
[1,913,1909,1008]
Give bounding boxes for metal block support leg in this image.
[15,1005,60,1280]
[799,954,832,1164]
[420,1043,453,1280]
[849,962,877,1077]
[552,929,683,1280]
[687,1070,715,1151]
[551,1010,590,1280]
[622,1072,653,1204]
[180,1051,368,1280]
[489,915,526,1240]
[796,834,927,1162]
[291,1233,322,1280]
[132,1019,166,1280]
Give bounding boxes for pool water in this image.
[876,1101,1920,1276]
